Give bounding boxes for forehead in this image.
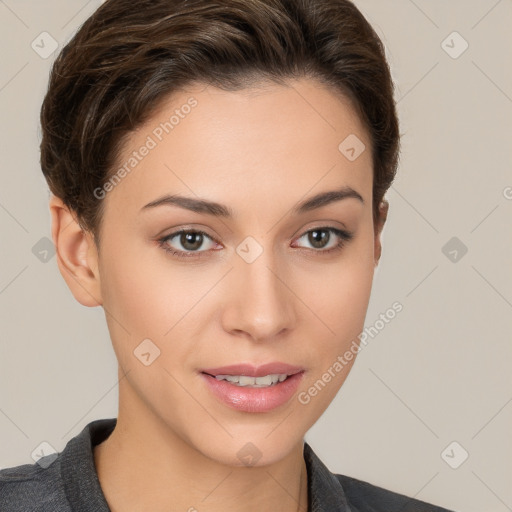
[104,78,372,221]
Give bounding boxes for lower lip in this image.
[201,372,304,413]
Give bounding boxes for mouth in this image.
[201,362,303,385]
[200,363,305,412]
[204,373,291,387]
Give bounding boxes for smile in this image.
[212,374,289,387]
[200,363,305,412]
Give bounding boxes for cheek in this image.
[98,237,220,370]
[296,229,375,405]
[97,236,178,360]
[303,235,375,338]
[295,261,373,420]
[99,226,181,327]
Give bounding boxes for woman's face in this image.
[88,78,383,466]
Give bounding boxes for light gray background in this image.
[1,1,511,511]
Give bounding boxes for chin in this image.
[192,431,304,469]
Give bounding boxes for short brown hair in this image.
[40,0,400,247]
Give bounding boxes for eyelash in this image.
[157,227,354,260]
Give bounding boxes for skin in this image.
[49,77,388,512]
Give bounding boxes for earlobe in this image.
[374,199,389,267]
[49,195,103,307]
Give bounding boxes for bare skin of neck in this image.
[93,425,309,512]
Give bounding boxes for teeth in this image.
[214,373,289,387]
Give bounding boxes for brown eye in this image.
[179,231,205,251]
[295,227,353,252]
[307,229,330,249]
[158,229,218,259]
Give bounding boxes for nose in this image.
[220,250,297,343]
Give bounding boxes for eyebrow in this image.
[140,186,364,217]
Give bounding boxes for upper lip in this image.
[201,363,304,377]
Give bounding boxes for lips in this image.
[200,362,305,413]
[201,362,304,378]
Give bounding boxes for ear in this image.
[49,195,103,307]
[374,199,389,267]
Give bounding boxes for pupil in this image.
[310,230,328,249]
[182,232,203,250]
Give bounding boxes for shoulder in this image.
[335,473,455,512]
[303,442,456,512]
[0,418,115,512]
[0,455,70,512]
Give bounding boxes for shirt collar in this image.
[60,418,114,512]
[61,417,352,512]
[303,440,353,511]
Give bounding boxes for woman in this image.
[0,0,455,510]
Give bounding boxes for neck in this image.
[93,382,309,512]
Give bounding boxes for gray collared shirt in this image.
[0,418,455,511]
